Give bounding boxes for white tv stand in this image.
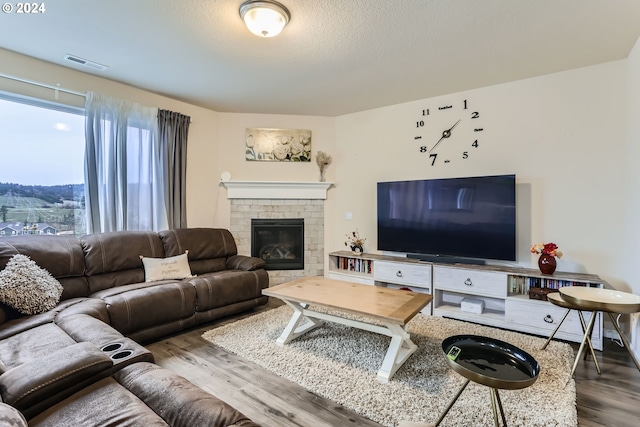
[328,251,605,350]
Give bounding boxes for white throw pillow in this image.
[141,252,193,282]
[0,254,64,315]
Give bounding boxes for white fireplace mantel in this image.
[220,180,333,200]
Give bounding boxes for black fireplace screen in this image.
[251,218,304,270]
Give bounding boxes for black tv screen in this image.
[377,174,516,262]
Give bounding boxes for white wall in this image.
[625,36,640,353]
[213,112,336,226]
[334,60,629,291]
[212,112,337,261]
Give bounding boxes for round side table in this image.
[435,335,540,427]
[541,292,601,374]
[559,286,640,376]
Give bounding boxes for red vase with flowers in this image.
[530,242,562,275]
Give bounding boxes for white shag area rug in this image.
[202,306,577,427]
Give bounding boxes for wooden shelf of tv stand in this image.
[328,250,605,284]
[327,251,605,350]
[329,250,431,265]
[432,263,605,351]
[327,251,432,285]
[328,251,433,313]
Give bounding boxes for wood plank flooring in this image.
[145,301,640,426]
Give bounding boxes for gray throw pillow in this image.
[0,254,63,315]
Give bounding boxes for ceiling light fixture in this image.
[239,0,290,38]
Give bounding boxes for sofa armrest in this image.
[0,342,113,411]
[226,255,265,271]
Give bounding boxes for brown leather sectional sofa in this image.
[0,228,269,426]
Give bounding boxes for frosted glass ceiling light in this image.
[239,0,290,37]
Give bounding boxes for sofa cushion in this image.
[54,298,110,325]
[80,231,165,293]
[0,342,113,411]
[0,235,89,300]
[0,299,85,342]
[91,282,197,335]
[141,252,193,282]
[189,270,267,311]
[159,228,236,275]
[0,323,76,371]
[0,236,85,278]
[226,254,266,271]
[56,276,92,300]
[28,377,170,427]
[113,362,259,427]
[0,255,63,315]
[83,269,148,295]
[55,313,133,351]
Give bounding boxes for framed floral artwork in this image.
[245,128,311,162]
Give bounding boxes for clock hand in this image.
[430,119,461,153]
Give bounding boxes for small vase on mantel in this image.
[538,254,557,275]
[351,245,363,256]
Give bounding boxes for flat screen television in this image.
[377,174,516,263]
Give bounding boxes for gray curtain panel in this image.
[84,92,166,232]
[158,109,190,229]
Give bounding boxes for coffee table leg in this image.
[276,301,323,346]
[377,323,417,383]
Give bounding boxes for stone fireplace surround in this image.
[223,181,331,286]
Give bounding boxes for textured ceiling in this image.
[1,0,639,116]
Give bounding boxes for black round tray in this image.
[442,335,540,390]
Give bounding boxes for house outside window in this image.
[0,92,86,236]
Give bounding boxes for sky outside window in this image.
[0,98,85,186]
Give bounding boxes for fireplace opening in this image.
[251,218,304,270]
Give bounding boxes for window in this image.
[0,92,86,236]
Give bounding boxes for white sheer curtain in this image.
[84,92,168,233]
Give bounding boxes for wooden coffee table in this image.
[262,276,432,382]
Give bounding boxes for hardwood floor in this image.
[574,338,640,426]
[146,301,640,426]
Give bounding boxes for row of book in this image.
[508,275,598,295]
[335,256,372,274]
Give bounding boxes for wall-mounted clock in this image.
[413,99,483,166]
